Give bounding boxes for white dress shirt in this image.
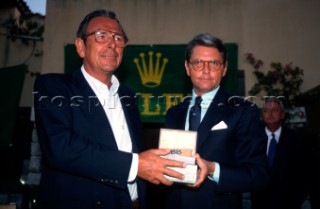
[81,67,138,201]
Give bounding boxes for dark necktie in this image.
[268,133,277,166]
[189,96,202,131]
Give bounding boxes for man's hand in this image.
[189,153,215,188]
[138,149,185,185]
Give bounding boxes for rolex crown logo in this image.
[133,51,168,88]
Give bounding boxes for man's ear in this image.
[75,38,85,58]
[222,62,228,77]
[185,60,191,77]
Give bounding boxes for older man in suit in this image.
[33,9,184,209]
[251,98,312,209]
[163,33,269,209]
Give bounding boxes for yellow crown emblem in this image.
[133,51,168,88]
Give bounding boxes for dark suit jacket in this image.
[34,69,145,209]
[163,88,269,209]
[251,127,311,209]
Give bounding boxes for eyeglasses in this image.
[85,29,127,47]
[189,59,223,71]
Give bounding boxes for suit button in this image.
[96,201,102,208]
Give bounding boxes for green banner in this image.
[64,44,238,123]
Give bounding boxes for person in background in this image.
[309,132,320,209]
[251,97,312,209]
[162,33,269,209]
[33,9,185,209]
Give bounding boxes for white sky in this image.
[24,0,47,15]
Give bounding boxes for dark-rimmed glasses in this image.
[85,29,127,47]
[189,59,223,71]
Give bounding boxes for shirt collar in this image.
[265,126,282,142]
[81,65,119,96]
[191,86,220,108]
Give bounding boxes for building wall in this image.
[0,0,44,107]
[39,0,320,106]
[0,24,43,107]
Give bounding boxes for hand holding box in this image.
[159,128,198,184]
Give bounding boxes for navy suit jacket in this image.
[251,127,311,209]
[34,69,145,209]
[163,88,268,209]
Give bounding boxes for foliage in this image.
[245,53,304,107]
[1,15,44,45]
[1,15,44,77]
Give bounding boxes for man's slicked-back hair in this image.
[76,9,128,43]
[185,33,227,64]
[263,97,286,111]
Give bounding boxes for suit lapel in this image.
[176,99,191,130]
[70,69,118,149]
[197,89,227,149]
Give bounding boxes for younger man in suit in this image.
[163,33,269,209]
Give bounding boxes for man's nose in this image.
[202,62,210,73]
[106,37,116,48]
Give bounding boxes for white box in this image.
[161,153,196,165]
[159,128,198,184]
[158,128,197,156]
[165,164,198,184]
